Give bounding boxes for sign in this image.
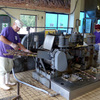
[2,23,8,29]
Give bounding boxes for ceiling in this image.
[0,0,71,13]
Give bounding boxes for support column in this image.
[68,0,85,31]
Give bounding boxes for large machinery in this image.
[32,31,100,100]
[6,30,100,100]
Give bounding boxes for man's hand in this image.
[17,43,32,53]
[24,49,32,53]
[10,43,18,50]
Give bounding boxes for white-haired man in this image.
[0,20,31,90]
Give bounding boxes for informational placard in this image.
[0,15,11,33]
[2,23,9,29]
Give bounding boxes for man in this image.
[0,20,31,90]
[94,24,100,45]
[93,24,100,51]
[94,24,100,65]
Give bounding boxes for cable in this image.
[0,6,46,13]
[12,68,59,97]
[0,8,27,26]
[0,8,17,20]
[69,0,79,15]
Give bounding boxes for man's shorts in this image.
[0,57,13,75]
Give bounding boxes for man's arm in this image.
[17,43,32,53]
[0,35,18,50]
[0,35,12,45]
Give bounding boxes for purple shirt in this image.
[0,27,21,58]
[94,31,100,44]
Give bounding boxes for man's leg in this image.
[97,45,100,65]
[5,73,16,86]
[5,58,16,86]
[0,57,10,90]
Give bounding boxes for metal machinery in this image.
[32,31,100,100]
[5,30,100,100]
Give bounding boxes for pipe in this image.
[12,68,59,97]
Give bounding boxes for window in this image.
[20,14,36,34]
[79,12,85,33]
[85,18,92,33]
[46,13,57,29]
[79,12,92,33]
[97,19,100,24]
[58,14,68,31]
[45,13,68,33]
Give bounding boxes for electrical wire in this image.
[0,8,17,20]
[69,0,79,15]
[0,8,27,26]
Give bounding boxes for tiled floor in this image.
[0,70,100,100]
